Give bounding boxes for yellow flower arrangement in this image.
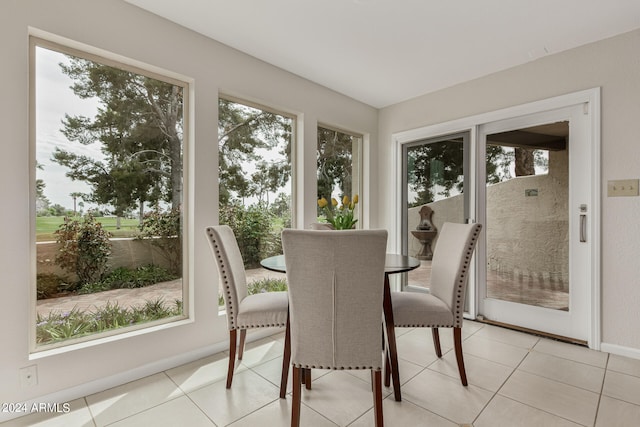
[317,194,359,229]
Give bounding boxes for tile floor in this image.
[4,321,640,426]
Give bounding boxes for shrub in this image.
[36,274,67,299]
[54,214,112,285]
[77,265,178,294]
[138,209,182,275]
[220,202,281,268]
[247,277,288,294]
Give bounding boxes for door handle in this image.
[580,214,587,243]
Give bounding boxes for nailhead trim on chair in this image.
[293,364,381,370]
[207,229,237,329]
[452,226,481,328]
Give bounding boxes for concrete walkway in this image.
[36,268,287,318]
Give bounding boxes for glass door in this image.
[477,105,591,342]
[401,132,470,301]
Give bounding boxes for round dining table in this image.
[260,253,420,401]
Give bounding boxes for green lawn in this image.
[36,216,140,241]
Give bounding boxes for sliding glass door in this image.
[401,132,470,299]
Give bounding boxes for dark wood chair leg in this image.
[304,368,312,390]
[384,349,391,387]
[291,366,301,427]
[383,274,402,401]
[432,327,442,358]
[238,329,247,360]
[372,370,383,427]
[226,329,237,389]
[453,327,468,386]
[280,313,291,398]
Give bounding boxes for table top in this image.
[260,253,420,274]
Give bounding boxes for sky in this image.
[36,46,102,211]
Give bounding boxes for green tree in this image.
[53,54,183,219]
[407,143,511,207]
[218,98,291,205]
[317,127,354,206]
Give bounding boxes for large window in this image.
[316,125,362,226]
[217,97,293,303]
[32,39,188,350]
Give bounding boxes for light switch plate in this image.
[607,179,639,197]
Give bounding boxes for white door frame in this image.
[392,88,601,349]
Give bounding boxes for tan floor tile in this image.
[462,335,529,368]
[428,351,514,392]
[475,395,582,427]
[188,369,279,426]
[228,396,337,427]
[107,396,214,427]
[499,370,599,426]
[295,370,380,426]
[166,352,244,393]
[595,395,640,427]
[395,328,442,367]
[235,335,286,368]
[533,338,608,368]
[350,398,457,427]
[602,370,640,405]
[472,324,540,349]
[86,373,183,427]
[519,351,605,392]
[401,368,493,425]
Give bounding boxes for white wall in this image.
[377,29,640,354]
[0,0,377,411]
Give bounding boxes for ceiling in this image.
[124,0,640,108]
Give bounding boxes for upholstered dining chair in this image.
[282,229,388,427]
[388,222,481,388]
[205,225,289,390]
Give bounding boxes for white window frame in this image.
[29,33,194,354]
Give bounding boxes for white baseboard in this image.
[601,342,640,360]
[0,327,283,423]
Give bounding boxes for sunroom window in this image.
[217,97,294,303]
[32,39,189,350]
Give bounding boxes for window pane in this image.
[316,126,362,227]
[34,44,186,348]
[217,98,292,304]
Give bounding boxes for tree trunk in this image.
[514,148,535,176]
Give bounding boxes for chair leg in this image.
[291,367,302,427]
[304,368,312,390]
[382,275,402,401]
[432,328,442,358]
[371,370,383,427]
[226,329,237,389]
[238,329,247,360]
[280,314,291,398]
[453,327,468,386]
[384,349,391,387]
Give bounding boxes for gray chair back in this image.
[281,229,387,370]
[429,222,482,327]
[205,225,248,330]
